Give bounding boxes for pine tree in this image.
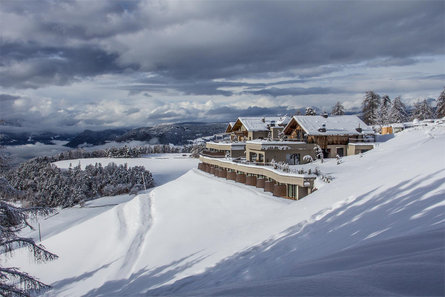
[378,95,391,125]
[436,88,445,118]
[412,99,435,120]
[0,201,58,296]
[362,91,381,125]
[389,96,409,123]
[331,102,345,116]
[305,107,316,116]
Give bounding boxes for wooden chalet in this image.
[230,116,289,141]
[283,115,375,158]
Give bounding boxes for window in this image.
[287,153,300,165]
[287,184,297,199]
[336,147,344,157]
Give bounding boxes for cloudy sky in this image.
[1,0,444,133]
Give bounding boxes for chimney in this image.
[318,123,327,133]
[322,112,328,118]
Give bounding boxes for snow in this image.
[205,141,246,150]
[54,153,198,186]
[3,126,445,296]
[237,117,284,131]
[292,115,374,136]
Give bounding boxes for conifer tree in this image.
[378,95,391,125]
[331,102,345,116]
[412,99,435,120]
[0,201,58,296]
[362,91,381,125]
[436,88,445,118]
[389,96,409,123]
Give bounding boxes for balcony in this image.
[200,150,226,158]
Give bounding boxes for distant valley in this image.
[0,122,227,148]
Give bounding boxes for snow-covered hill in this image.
[4,126,445,296]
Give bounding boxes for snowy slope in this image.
[54,153,198,186]
[3,126,445,296]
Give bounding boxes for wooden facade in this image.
[285,118,371,149]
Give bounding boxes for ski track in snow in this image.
[116,193,154,278]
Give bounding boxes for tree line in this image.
[329,88,445,125]
[360,88,443,125]
[53,143,201,161]
[2,158,154,208]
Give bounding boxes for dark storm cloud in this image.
[1,0,443,90]
[126,0,444,81]
[0,42,135,88]
[0,94,19,102]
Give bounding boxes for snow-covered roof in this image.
[289,115,374,136]
[235,117,287,131]
[225,122,236,133]
[276,115,290,126]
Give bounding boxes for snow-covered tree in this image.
[331,102,345,116]
[0,201,58,296]
[378,95,391,125]
[362,91,381,125]
[389,96,409,123]
[436,88,445,118]
[305,107,316,116]
[412,99,435,121]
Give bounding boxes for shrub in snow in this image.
[303,155,313,163]
[336,154,342,165]
[313,145,324,163]
[320,175,334,183]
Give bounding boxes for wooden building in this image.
[283,115,375,158]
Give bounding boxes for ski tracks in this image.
[116,191,154,278]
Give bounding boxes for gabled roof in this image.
[232,116,289,132]
[225,122,236,133]
[284,115,374,136]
